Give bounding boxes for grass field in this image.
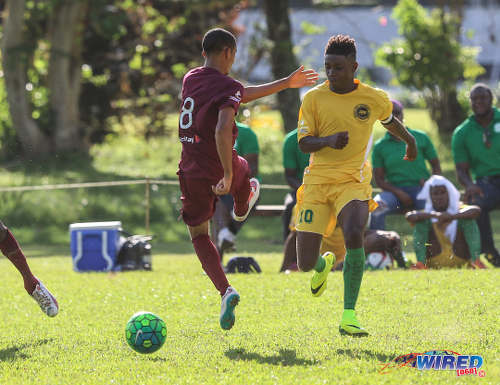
[0,248,498,385]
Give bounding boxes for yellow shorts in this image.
[295,182,377,236]
[290,203,346,262]
[427,223,468,268]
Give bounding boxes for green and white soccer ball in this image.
[125,311,167,354]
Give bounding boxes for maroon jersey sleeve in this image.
[217,81,244,113]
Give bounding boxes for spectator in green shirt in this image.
[370,100,441,230]
[452,83,500,267]
[213,122,260,258]
[282,128,310,240]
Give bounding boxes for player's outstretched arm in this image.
[241,66,319,103]
[382,117,417,161]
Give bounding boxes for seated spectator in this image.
[282,127,310,241]
[211,121,259,259]
[280,205,407,272]
[405,175,485,269]
[370,100,441,230]
[452,83,500,267]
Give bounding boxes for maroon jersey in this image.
[178,67,244,182]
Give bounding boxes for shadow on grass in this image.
[225,348,318,366]
[335,348,394,363]
[0,338,53,362]
[147,356,167,362]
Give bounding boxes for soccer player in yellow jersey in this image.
[295,35,417,336]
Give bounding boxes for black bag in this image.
[224,256,261,274]
[116,233,152,271]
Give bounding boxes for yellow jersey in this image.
[297,79,392,184]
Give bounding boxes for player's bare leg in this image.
[296,231,323,272]
[280,231,299,272]
[0,221,58,316]
[338,200,369,336]
[188,221,239,330]
[297,231,335,297]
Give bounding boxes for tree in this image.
[263,0,301,133]
[375,0,484,134]
[2,0,50,156]
[1,0,89,156]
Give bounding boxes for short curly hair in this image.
[202,28,236,55]
[324,34,356,60]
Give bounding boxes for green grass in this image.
[0,250,498,385]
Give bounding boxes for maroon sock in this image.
[0,230,38,293]
[192,234,229,296]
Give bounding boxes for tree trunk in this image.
[434,0,466,134]
[262,0,301,133]
[1,0,50,157]
[426,88,466,134]
[48,0,88,153]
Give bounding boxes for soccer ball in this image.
[365,251,393,270]
[125,311,167,354]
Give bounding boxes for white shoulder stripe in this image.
[380,114,393,125]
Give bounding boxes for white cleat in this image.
[217,227,236,253]
[232,178,260,222]
[31,280,59,317]
[220,286,240,330]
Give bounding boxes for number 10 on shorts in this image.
[299,209,314,224]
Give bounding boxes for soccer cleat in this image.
[31,280,58,317]
[410,261,427,270]
[484,252,500,267]
[220,286,240,330]
[310,252,335,297]
[232,178,260,222]
[339,309,369,337]
[470,259,487,269]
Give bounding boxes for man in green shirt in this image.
[370,100,441,229]
[452,83,500,267]
[213,122,260,258]
[282,128,310,240]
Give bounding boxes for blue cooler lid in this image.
[69,221,122,231]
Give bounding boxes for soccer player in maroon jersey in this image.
[178,28,318,330]
[0,221,58,316]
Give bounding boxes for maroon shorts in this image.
[178,156,251,226]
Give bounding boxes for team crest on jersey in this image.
[354,104,370,121]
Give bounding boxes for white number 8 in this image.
[180,97,195,129]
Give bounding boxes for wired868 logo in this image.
[379,350,485,377]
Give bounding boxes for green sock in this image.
[314,255,326,272]
[343,248,365,309]
[413,220,430,263]
[458,219,481,262]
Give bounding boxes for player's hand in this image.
[287,65,319,88]
[434,211,454,223]
[464,184,483,203]
[403,139,417,161]
[212,175,232,195]
[395,189,413,208]
[327,131,349,149]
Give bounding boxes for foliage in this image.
[375,0,483,92]
[0,0,245,157]
[81,0,244,140]
[375,0,485,133]
[0,253,498,384]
